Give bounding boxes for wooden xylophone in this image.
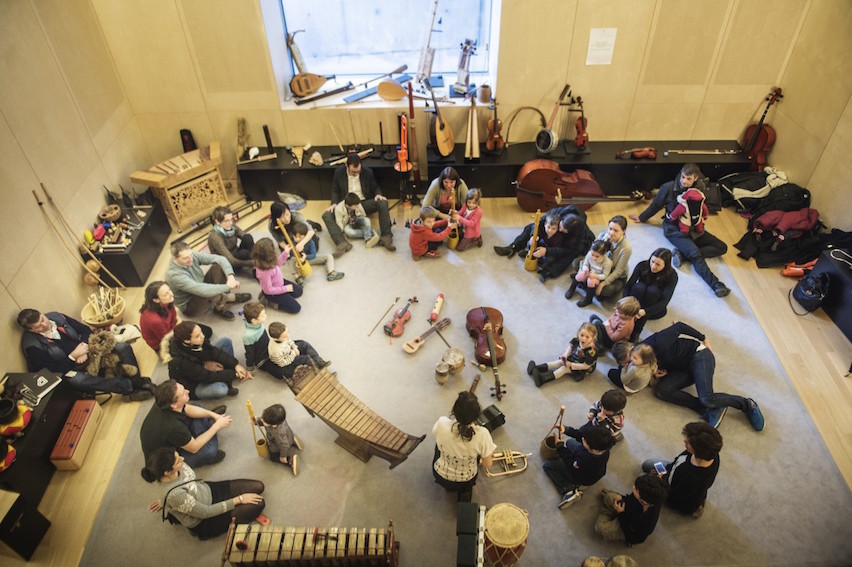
[290,365,425,469]
[222,519,400,566]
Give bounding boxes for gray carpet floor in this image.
[81,224,852,567]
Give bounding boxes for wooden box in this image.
[49,400,102,470]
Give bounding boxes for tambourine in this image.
[98,204,122,222]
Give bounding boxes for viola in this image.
[574,96,589,150]
[383,298,415,337]
[743,87,782,171]
[465,307,506,366]
[485,98,505,152]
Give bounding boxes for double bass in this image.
[514,159,646,213]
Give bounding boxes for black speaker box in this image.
[477,404,505,431]
[0,495,50,560]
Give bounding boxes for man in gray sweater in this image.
[165,241,251,321]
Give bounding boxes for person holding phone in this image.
[641,421,723,518]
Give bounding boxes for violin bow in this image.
[368,296,400,336]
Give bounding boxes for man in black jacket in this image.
[321,153,395,256]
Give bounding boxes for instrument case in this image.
[49,399,102,470]
[477,404,505,432]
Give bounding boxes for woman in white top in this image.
[432,391,496,502]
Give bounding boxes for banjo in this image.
[535,84,571,154]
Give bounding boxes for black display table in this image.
[0,375,80,507]
[92,200,170,287]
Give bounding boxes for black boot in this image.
[564,280,578,300]
[576,291,594,307]
[532,368,555,387]
[494,245,514,257]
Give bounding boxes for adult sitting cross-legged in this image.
[206,206,255,274]
[164,321,252,401]
[165,241,252,321]
[17,309,154,401]
[140,380,232,468]
[643,321,765,431]
[321,153,395,256]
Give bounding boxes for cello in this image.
[743,87,783,171]
[514,159,647,213]
[466,307,507,400]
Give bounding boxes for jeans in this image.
[264,280,303,313]
[194,382,229,399]
[664,223,727,289]
[322,199,391,245]
[342,217,374,240]
[275,340,321,378]
[213,337,234,357]
[184,263,230,316]
[179,408,219,468]
[654,349,748,414]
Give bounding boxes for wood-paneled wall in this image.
[1,0,850,374]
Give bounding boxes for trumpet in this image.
[276,219,313,278]
[485,449,532,477]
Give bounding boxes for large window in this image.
[279,0,495,82]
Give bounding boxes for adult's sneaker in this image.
[713,282,731,298]
[671,248,685,268]
[703,406,727,428]
[745,398,765,431]
[326,271,345,281]
[558,489,582,509]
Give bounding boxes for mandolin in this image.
[423,77,455,157]
[403,317,451,354]
[485,98,504,152]
[743,87,783,171]
[535,84,571,154]
[287,31,331,98]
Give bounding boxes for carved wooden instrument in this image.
[464,95,480,161]
[423,77,455,157]
[402,317,451,354]
[287,31,331,97]
[743,87,783,171]
[394,115,413,174]
[470,373,481,394]
[615,147,657,160]
[466,307,507,400]
[276,219,313,278]
[383,297,416,337]
[406,84,423,199]
[524,209,542,272]
[574,96,589,150]
[246,399,269,458]
[485,98,505,152]
[539,405,565,460]
[453,39,477,95]
[416,0,440,82]
[535,84,571,154]
[447,190,460,250]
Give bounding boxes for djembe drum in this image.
[483,503,529,566]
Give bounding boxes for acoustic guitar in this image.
[423,78,455,157]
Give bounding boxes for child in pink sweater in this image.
[590,296,640,350]
[251,237,303,313]
[409,206,457,260]
[453,188,484,251]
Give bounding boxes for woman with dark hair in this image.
[423,166,469,220]
[144,447,265,540]
[622,248,679,340]
[432,391,496,502]
[269,200,321,253]
[139,281,229,355]
[165,321,251,400]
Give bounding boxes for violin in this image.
[485,98,504,152]
[615,147,657,160]
[465,307,506,365]
[383,297,415,337]
[574,96,589,150]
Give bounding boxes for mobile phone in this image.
[256,513,271,526]
[654,462,667,475]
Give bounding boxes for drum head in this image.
[484,503,529,547]
[535,129,557,154]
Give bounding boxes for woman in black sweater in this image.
[623,247,678,340]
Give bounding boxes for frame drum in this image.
[483,503,529,566]
[442,348,466,375]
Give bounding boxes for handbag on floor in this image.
[788,272,830,315]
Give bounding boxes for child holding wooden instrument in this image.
[564,389,628,443]
[253,403,304,476]
[527,322,599,386]
[290,221,344,282]
[251,237,303,314]
[334,192,380,249]
[452,188,484,251]
[409,206,457,260]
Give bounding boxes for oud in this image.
[424,77,455,157]
[287,31,332,98]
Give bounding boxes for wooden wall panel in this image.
[134,111,215,166]
[91,0,205,113]
[642,0,730,86]
[100,119,153,191]
[34,0,127,150]
[807,97,852,231]
[714,0,806,86]
[180,0,280,110]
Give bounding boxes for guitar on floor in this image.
[402,318,451,354]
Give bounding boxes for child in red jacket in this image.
[409,206,457,260]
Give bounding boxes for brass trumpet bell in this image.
[485,449,532,477]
